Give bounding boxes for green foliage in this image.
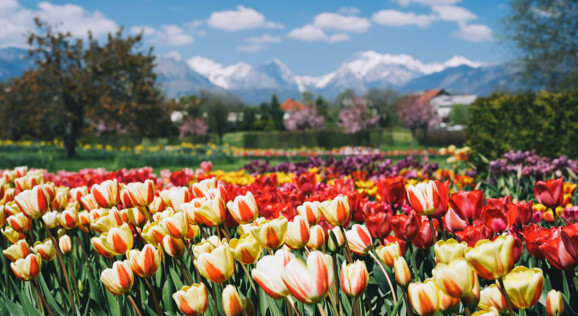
[466,91,578,161]
[448,104,469,126]
[241,129,394,149]
[416,128,467,146]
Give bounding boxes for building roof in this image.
[280,98,307,111]
[418,89,447,104]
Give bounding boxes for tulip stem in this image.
[402,289,414,316]
[221,226,231,241]
[176,258,195,285]
[427,216,436,245]
[51,261,68,310]
[286,297,303,316]
[365,293,374,316]
[126,294,143,316]
[438,218,447,240]
[67,255,80,307]
[368,251,398,308]
[463,306,471,316]
[239,262,257,294]
[33,279,55,316]
[408,244,420,282]
[144,278,164,316]
[352,297,360,316]
[316,303,327,316]
[339,226,353,263]
[497,278,515,316]
[40,219,75,315]
[210,282,219,316]
[331,253,343,315]
[75,234,93,274]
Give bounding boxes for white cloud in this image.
[163,51,182,61]
[207,6,283,31]
[431,5,476,22]
[453,22,493,42]
[265,21,284,29]
[130,25,155,36]
[338,7,360,15]
[313,12,370,33]
[396,0,461,6]
[372,10,437,27]
[246,34,282,43]
[287,24,350,43]
[156,25,194,46]
[184,20,203,31]
[237,43,267,52]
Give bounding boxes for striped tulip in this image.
[121,180,155,208]
[127,244,162,278]
[58,206,78,229]
[91,179,120,208]
[478,284,506,313]
[0,205,8,227]
[8,212,32,233]
[192,236,223,259]
[104,223,134,255]
[59,235,72,254]
[124,207,148,227]
[439,290,460,313]
[91,235,117,258]
[160,187,192,212]
[250,217,288,250]
[42,211,59,229]
[434,238,467,264]
[193,195,227,227]
[15,186,49,220]
[284,215,310,250]
[222,285,253,316]
[375,241,402,268]
[32,239,56,261]
[14,173,42,193]
[1,188,15,204]
[432,259,475,298]
[465,234,515,280]
[185,224,200,240]
[161,211,189,239]
[141,221,168,247]
[191,178,216,198]
[2,227,25,244]
[3,239,30,262]
[408,279,441,316]
[148,196,166,215]
[320,195,350,227]
[51,187,69,210]
[70,186,88,203]
[346,224,373,256]
[226,191,259,224]
[229,233,262,265]
[502,266,543,310]
[407,180,440,216]
[394,257,412,287]
[162,235,186,258]
[297,201,322,226]
[80,194,100,211]
[11,253,42,281]
[90,208,123,234]
[282,251,333,304]
[173,283,209,316]
[340,260,369,297]
[306,225,326,251]
[3,201,20,217]
[327,226,345,252]
[546,290,564,316]
[101,260,134,296]
[252,249,294,299]
[194,242,235,283]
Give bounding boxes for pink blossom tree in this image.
[397,96,440,145]
[179,117,209,138]
[337,97,380,134]
[284,108,325,132]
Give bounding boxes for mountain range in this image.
[0,46,525,104]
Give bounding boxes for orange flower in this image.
[375,241,401,268]
[173,283,209,316]
[11,253,42,281]
[127,244,162,278]
[121,180,155,208]
[306,225,326,251]
[32,239,56,261]
[252,249,295,299]
[546,290,564,316]
[162,235,185,258]
[222,285,253,316]
[3,239,30,262]
[249,217,288,250]
[284,215,310,250]
[340,260,369,298]
[297,201,322,226]
[91,179,120,208]
[346,224,373,256]
[282,251,333,304]
[7,213,33,233]
[194,242,235,283]
[226,191,259,224]
[320,195,350,227]
[101,260,134,296]
[408,279,440,316]
[465,235,515,280]
[15,186,50,220]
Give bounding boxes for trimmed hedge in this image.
[416,128,467,147]
[466,91,578,160]
[240,129,394,149]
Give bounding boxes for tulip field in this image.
[1,150,577,316]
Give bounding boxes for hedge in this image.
[466,91,578,160]
[415,128,467,147]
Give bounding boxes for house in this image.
[417,89,477,120]
[280,98,306,112]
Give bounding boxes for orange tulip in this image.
[346,224,373,256]
[306,225,326,251]
[407,180,440,216]
[32,239,56,261]
[59,235,72,254]
[432,259,475,298]
[394,257,412,287]
[222,284,253,316]
[226,191,259,224]
[0,204,6,227]
[320,195,350,227]
[90,208,123,234]
[141,221,168,247]
[478,284,507,313]
[252,249,295,299]
[127,244,162,278]
[3,239,30,262]
[465,234,515,280]
[8,212,33,233]
[408,279,440,316]
[282,251,333,304]
[194,242,235,283]
[101,260,134,296]
[191,195,227,227]
[546,290,564,316]
[15,186,49,219]
[340,260,369,297]
[191,178,216,198]
[162,235,186,258]
[11,253,42,281]
[173,283,209,316]
[51,187,69,210]
[91,179,120,208]
[161,211,189,239]
[229,233,262,265]
[297,201,322,226]
[80,193,100,211]
[91,236,117,258]
[249,217,288,250]
[103,223,134,255]
[284,215,310,250]
[58,206,78,229]
[375,241,401,268]
[70,186,88,203]
[160,187,192,212]
[121,180,155,208]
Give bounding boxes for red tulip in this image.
[376,176,405,209]
[534,178,564,209]
[365,212,392,239]
[431,180,450,218]
[293,173,316,195]
[412,218,439,249]
[539,229,578,270]
[441,208,468,233]
[485,196,512,214]
[561,223,578,259]
[521,224,553,260]
[391,211,420,241]
[449,190,484,223]
[512,234,523,264]
[506,200,533,227]
[455,224,492,248]
[481,207,508,233]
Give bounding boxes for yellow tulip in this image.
[297,201,322,226]
[194,242,235,283]
[11,253,42,281]
[229,233,262,265]
[173,283,209,316]
[478,284,506,313]
[408,279,440,316]
[222,284,253,316]
[59,235,72,254]
[432,259,475,298]
[192,236,223,259]
[127,244,162,278]
[249,217,288,250]
[284,215,310,250]
[340,260,369,298]
[375,241,401,268]
[226,191,259,224]
[32,239,56,262]
[252,249,295,299]
[546,290,564,316]
[502,266,543,310]
[162,235,185,258]
[3,239,30,262]
[320,195,350,227]
[101,260,134,296]
[394,257,412,288]
[465,234,515,280]
[434,238,467,264]
[306,225,326,251]
[161,211,189,239]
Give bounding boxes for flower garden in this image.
[0,149,577,316]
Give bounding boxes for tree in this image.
[502,0,578,90]
[284,108,325,132]
[365,88,400,127]
[267,94,285,130]
[337,97,379,134]
[301,91,314,105]
[448,104,469,126]
[397,95,440,145]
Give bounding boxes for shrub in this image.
[448,104,469,125]
[415,128,467,147]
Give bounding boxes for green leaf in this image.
[169,267,183,290]
[162,277,176,313]
[0,290,25,316]
[15,283,42,316]
[38,274,67,315]
[104,289,120,315]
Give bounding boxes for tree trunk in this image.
[63,133,76,157]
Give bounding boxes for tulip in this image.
[229,233,262,265]
[374,176,407,209]
[0,205,5,228]
[282,251,333,304]
[293,173,316,195]
[7,212,33,233]
[91,179,120,208]
[42,211,59,229]
[439,290,460,313]
[449,190,484,223]
[284,215,310,250]
[346,224,373,256]
[306,225,326,251]
[11,253,42,281]
[465,235,515,280]
[327,226,345,252]
[58,206,78,229]
[365,211,392,239]
[104,223,134,255]
[478,284,507,313]
[340,260,369,297]
[3,239,30,262]
[434,238,467,264]
[32,239,56,261]
[408,279,440,316]
[546,290,564,316]
[162,235,186,258]
[391,211,420,241]
[194,242,235,283]
[297,201,322,226]
[70,186,88,203]
[59,235,72,254]
[121,180,155,208]
[534,178,564,209]
[1,188,15,204]
[539,228,578,270]
[561,222,578,259]
[2,227,25,244]
[481,207,509,233]
[432,259,475,298]
[191,178,216,198]
[463,272,481,311]
[407,180,440,216]
[14,186,50,220]
[375,241,401,268]
[441,208,468,233]
[14,174,42,193]
[249,217,288,250]
[126,244,162,278]
[161,211,189,239]
[101,260,134,296]
[192,195,227,227]
[252,249,294,299]
[394,257,412,287]
[506,201,533,227]
[124,207,148,227]
[431,180,450,218]
[80,194,100,211]
[412,217,438,249]
[160,187,192,212]
[90,208,123,234]
[222,285,251,316]
[141,221,168,247]
[502,266,543,309]
[52,187,69,210]
[185,224,200,240]
[192,236,223,258]
[149,196,166,215]
[173,283,209,316]
[227,191,259,224]
[455,224,492,248]
[320,195,350,227]
[91,236,117,258]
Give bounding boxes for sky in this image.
[0,0,510,76]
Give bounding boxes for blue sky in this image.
[1,0,509,76]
